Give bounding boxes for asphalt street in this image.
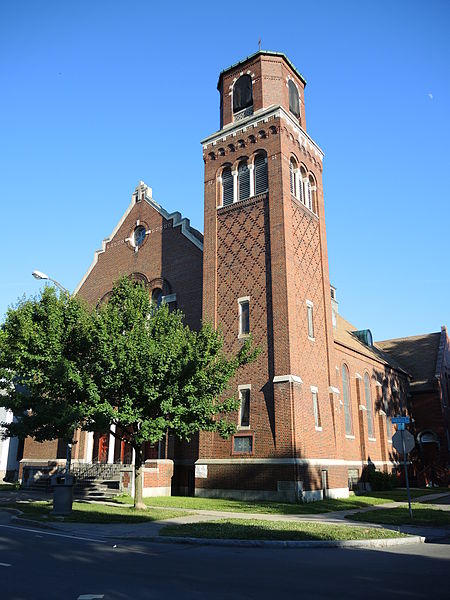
[0,523,449,600]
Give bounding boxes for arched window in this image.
[305,179,312,211]
[364,373,374,438]
[238,161,250,201]
[288,80,300,118]
[152,288,163,308]
[290,158,297,197]
[299,166,307,204]
[307,174,318,214]
[222,167,233,206]
[233,75,253,114]
[254,154,268,195]
[342,365,353,435]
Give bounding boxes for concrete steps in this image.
[24,463,125,500]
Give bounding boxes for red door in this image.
[93,433,109,463]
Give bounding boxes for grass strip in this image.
[159,519,406,541]
[113,488,446,515]
[348,504,450,526]
[4,501,186,524]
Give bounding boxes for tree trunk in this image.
[134,446,146,510]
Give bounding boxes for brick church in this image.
[18,51,450,500]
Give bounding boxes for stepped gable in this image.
[74,181,203,295]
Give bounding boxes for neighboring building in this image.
[0,405,20,481]
[378,327,450,486]
[16,50,448,498]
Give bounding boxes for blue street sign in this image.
[397,423,405,430]
[392,416,410,424]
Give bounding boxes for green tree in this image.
[0,287,95,449]
[88,277,258,508]
[0,277,258,509]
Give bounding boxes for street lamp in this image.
[32,270,70,295]
[31,270,73,479]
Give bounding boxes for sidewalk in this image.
[1,490,449,544]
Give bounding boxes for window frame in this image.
[221,166,234,207]
[311,385,322,430]
[364,372,375,440]
[342,364,353,436]
[238,384,251,430]
[288,79,301,118]
[306,300,315,341]
[232,74,253,115]
[231,432,254,455]
[253,152,268,195]
[238,296,250,338]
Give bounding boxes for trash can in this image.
[51,473,74,516]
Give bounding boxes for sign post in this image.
[392,416,414,519]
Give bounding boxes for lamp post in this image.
[32,270,73,473]
[32,270,70,296]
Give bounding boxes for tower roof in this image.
[217,50,307,89]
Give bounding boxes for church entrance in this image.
[92,433,109,463]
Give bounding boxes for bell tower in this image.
[197,51,344,501]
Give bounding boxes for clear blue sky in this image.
[1,0,449,341]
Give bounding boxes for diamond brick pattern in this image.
[217,197,269,358]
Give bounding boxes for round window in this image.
[133,225,147,247]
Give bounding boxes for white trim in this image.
[238,385,251,430]
[355,372,363,380]
[273,375,303,384]
[306,299,314,307]
[359,404,367,411]
[345,435,355,440]
[329,386,340,394]
[201,105,324,160]
[85,432,94,462]
[238,297,250,338]
[310,385,319,393]
[315,426,323,432]
[195,458,394,467]
[368,437,377,442]
[74,181,203,295]
[107,425,116,464]
[375,381,383,388]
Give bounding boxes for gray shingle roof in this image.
[377,333,441,392]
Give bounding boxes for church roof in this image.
[334,314,409,375]
[218,50,307,88]
[377,332,441,392]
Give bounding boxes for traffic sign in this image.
[392,429,415,454]
[392,416,410,424]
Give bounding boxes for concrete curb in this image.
[105,533,425,549]
[11,516,61,531]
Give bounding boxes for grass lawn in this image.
[159,519,406,541]
[114,488,446,515]
[348,504,450,526]
[4,501,186,524]
[0,483,20,491]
